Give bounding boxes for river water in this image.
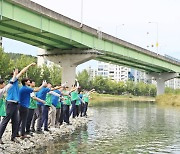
[36,101,180,153]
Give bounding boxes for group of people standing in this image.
[0,63,94,144]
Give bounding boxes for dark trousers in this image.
[41,105,49,129]
[63,105,70,123]
[55,108,60,125]
[31,108,38,131]
[75,105,79,117]
[69,100,76,118]
[83,102,88,116]
[26,109,34,133]
[80,103,84,116]
[36,105,43,131]
[0,101,19,139]
[19,105,29,136]
[59,104,64,124]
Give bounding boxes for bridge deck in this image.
[0,0,180,73]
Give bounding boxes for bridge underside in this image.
[0,0,180,74]
[0,17,88,50]
[96,53,175,73]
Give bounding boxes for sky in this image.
[3,0,180,72]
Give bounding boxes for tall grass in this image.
[156,94,180,106]
[90,93,155,106]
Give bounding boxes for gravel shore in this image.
[0,116,89,154]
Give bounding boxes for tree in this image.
[92,76,109,93]
[0,48,13,80]
[125,81,135,94]
[117,81,126,95]
[77,69,90,90]
[40,65,51,83]
[49,64,61,86]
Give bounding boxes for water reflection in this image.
[35,101,180,154]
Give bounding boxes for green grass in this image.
[156,94,180,106]
[89,93,155,106]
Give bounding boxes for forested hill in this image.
[5,52,37,61]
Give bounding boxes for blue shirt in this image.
[79,94,83,99]
[19,86,33,108]
[36,87,50,106]
[79,94,83,104]
[52,90,61,107]
[6,78,19,102]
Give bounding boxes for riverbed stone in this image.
[0,113,91,153]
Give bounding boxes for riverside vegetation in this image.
[156,88,180,106]
[90,93,155,106]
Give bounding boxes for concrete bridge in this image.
[0,0,180,95]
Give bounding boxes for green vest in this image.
[83,93,89,103]
[29,97,38,109]
[0,96,6,116]
[71,91,79,101]
[45,93,52,106]
[56,101,61,109]
[76,99,80,105]
[63,90,71,105]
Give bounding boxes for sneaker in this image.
[20,135,30,140]
[36,130,44,134]
[25,131,30,134]
[55,125,60,128]
[26,131,34,136]
[66,122,72,125]
[0,138,4,144]
[11,137,20,143]
[44,128,50,131]
[30,128,35,132]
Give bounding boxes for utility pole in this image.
[148,22,159,54]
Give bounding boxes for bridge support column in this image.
[38,49,101,87]
[156,78,165,95]
[146,72,179,95]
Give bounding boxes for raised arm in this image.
[50,86,61,91]
[16,63,36,79]
[88,89,96,94]
[61,81,68,87]
[32,96,46,104]
[48,91,61,97]
[61,91,71,97]
[76,79,80,89]
[0,69,18,96]
[78,95,85,104]
[33,81,47,92]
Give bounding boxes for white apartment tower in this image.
[97,62,129,81]
[86,66,97,80]
[165,78,180,89]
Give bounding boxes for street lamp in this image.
[80,0,83,28]
[148,22,159,54]
[115,24,125,38]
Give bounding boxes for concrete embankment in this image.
[0,116,89,154]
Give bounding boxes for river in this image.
[35,101,180,153]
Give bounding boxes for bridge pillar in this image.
[37,49,101,87]
[146,72,179,95]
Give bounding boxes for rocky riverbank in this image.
[0,116,90,154]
